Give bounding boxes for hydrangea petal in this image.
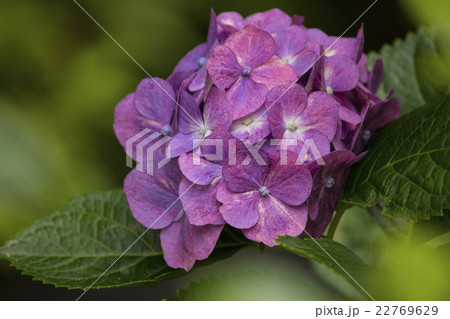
[113,93,158,159]
[222,150,269,193]
[289,50,317,77]
[135,78,176,124]
[199,130,241,160]
[206,9,218,53]
[231,106,271,144]
[365,97,401,132]
[206,45,242,89]
[171,43,207,75]
[217,12,244,42]
[367,58,384,93]
[179,177,225,226]
[274,25,308,60]
[326,37,360,61]
[160,214,223,271]
[166,131,203,158]
[306,169,348,235]
[251,57,298,90]
[204,86,232,131]
[225,25,275,68]
[178,152,222,185]
[123,163,183,229]
[244,8,291,35]
[301,91,339,140]
[216,182,261,229]
[307,149,356,220]
[339,106,361,125]
[323,54,359,92]
[226,76,268,120]
[265,152,312,206]
[285,129,331,162]
[243,197,308,246]
[267,84,308,138]
[188,67,208,92]
[177,90,203,134]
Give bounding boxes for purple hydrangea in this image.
[114,8,401,271]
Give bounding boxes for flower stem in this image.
[326,202,348,240]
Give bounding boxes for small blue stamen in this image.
[362,129,371,142]
[160,125,171,136]
[197,57,207,67]
[259,186,270,197]
[325,177,335,188]
[242,66,252,77]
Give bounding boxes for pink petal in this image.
[113,93,160,160]
[222,150,270,193]
[265,151,312,206]
[274,25,308,60]
[284,129,331,162]
[231,106,271,144]
[216,182,261,229]
[161,214,223,271]
[177,90,203,134]
[243,197,308,246]
[225,25,275,68]
[166,131,203,158]
[188,67,207,92]
[339,106,361,125]
[244,8,291,35]
[267,84,308,138]
[204,86,232,131]
[206,45,242,89]
[179,178,225,226]
[217,12,244,42]
[124,164,183,230]
[301,91,339,140]
[135,78,176,124]
[226,76,268,120]
[289,50,317,77]
[178,152,222,185]
[323,54,359,92]
[251,57,298,90]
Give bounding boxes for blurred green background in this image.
[0,0,448,300]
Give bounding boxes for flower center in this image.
[325,177,335,188]
[281,56,291,64]
[324,49,336,57]
[160,125,171,136]
[286,120,298,132]
[197,123,209,136]
[259,186,270,197]
[197,57,207,67]
[243,117,253,126]
[326,86,334,95]
[242,66,252,77]
[362,129,371,142]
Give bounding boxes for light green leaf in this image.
[0,190,246,289]
[170,270,347,301]
[368,28,450,113]
[276,236,375,300]
[342,96,450,220]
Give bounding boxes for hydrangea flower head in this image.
[114,8,401,271]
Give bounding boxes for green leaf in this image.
[169,270,347,301]
[412,210,450,247]
[342,96,450,220]
[276,236,375,300]
[369,27,450,113]
[0,190,246,289]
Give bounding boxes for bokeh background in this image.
[1,0,449,300]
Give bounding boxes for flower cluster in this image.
[113,8,400,271]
